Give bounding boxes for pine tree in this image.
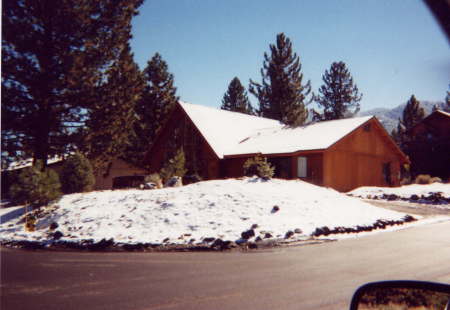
[221,77,255,115]
[127,53,179,168]
[392,95,425,148]
[82,45,144,174]
[249,33,311,127]
[1,0,143,168]
[312,61,362,121]
[401,95,425,131]
[160,148,187,183]
[9,161,61,206]
[60,152,95,194]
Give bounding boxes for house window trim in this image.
[297,156,307,178]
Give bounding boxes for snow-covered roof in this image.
[4,156,64,171]
[435,110,450,118]
[227,116,373,156]
[179,102,281,158]
[179,102,374,158]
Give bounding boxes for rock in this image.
[312,227,323,237]
[165,176,182,188]
[386,194,398,201]
[321,226,331,236]
[271,206,280,213]
[235,238,248,245]
[162,238,170,243]
[255,236,262,242]
[248,242,258,249]
[403,215,416,222]
[284,231,294,239]
[241,229,255,240]
[222,241,237,249]
[203,237,215,243]
[141,182,157,190]
[210,239,235,250]
[251,224,259,229]
[410,194,419,201]
[49,222,59,230]
[210,238,224,249]
[294,228,302,234]
[88,238,114,250]
[264,233,273,239]
[336,227,346,234]
[53,231,63,240]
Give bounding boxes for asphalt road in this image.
[2,220,450,310]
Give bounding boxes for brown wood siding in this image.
[222,157,248,178]
[323,119,402,192]
[410,112,450,139]
[94,158,147,190]
[291,153,324,186]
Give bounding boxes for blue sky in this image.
[130,0,449,111]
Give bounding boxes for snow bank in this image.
[1,178,411,245]
[349,183,450,204]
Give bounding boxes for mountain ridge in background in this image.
[359,100,446,133]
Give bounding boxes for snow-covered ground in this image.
[349,183,450,206]
[0,178,423,246]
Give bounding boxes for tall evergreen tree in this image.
[249,33,311,127]
[82,45,144,174]
[221,77,255,115]
[1,0,143,169]
[391,95,425,147]
[312,61,362,121]
[127,53,179,168]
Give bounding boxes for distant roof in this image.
[179,102,374,158]
[3,155,65,171]
[435,109,450,118]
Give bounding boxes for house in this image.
[1,156,147,193]
[410,109,450,139]
[94,158,148,190]
[147,101,409,192]
[407,109,450,180]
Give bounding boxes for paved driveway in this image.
[2,220,450,310]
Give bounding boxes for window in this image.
[297,157,307,178]
[363,124,371,132]
[382,162,392,185]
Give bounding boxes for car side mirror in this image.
[350,281,450,310]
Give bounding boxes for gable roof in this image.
[435,110,450,118]
[226,116,373,156]
[3,155,64,171]
[179,102,375,158]
[409,109,450,133]
[179,102,281,158]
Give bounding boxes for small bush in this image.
[9,162,62,206]
[243,155,275,179]
[415,174,431,184]
[144,173,163,188]
[60,152,95,194]
[400,178,411,186]
[430,177,442,184]
[414,174,442,184]
[160,149,187,183]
